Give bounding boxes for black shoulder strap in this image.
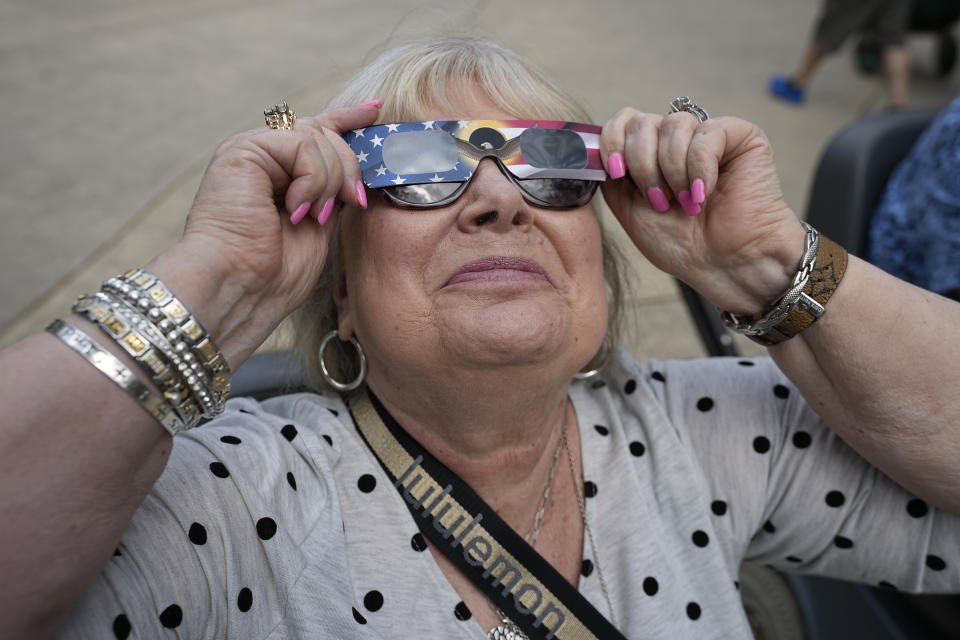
[350,389,625,640]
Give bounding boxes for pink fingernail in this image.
[607,152,626,180]
[647,187,671,212]
[290,201,311,224]
[355,180,367,209]
[677,190,701,216]
[317,197,335,225]
[691,178,706,204]
[357,100,383,108]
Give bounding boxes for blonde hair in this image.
[291,35,625,390]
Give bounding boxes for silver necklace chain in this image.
[562,421,617,628]
[488,402,617,639]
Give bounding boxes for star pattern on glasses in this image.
[347,120,474,189]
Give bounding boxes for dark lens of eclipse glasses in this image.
[378,126,598,209]
[381,176,597,209]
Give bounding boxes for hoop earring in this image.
[573,339,610,380]
[319,330,367,392]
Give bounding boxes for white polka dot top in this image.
[55,351,960,639]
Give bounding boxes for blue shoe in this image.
[769,76,805,104]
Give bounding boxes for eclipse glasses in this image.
[345,120,606,209]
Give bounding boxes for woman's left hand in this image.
[600,107,805,314]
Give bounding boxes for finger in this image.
[273,133,337,225]
[599,107,637,180]
[322,126,369,210]
[620,113,672,212]
[276,102,381,217]
[658,112,701,215]
[685,118,729,209]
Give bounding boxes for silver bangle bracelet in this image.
[102,269,230,412]
[81,291,215,423]
[45,319,184,436]
[721,222,821,336]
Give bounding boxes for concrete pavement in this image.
[1,0,957,360]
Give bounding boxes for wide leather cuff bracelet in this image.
[720,222,849,346]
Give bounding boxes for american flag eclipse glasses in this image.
[345,120,606,209]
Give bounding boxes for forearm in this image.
[770,255,960,511]
[0,319,172,636]
[0,247,281,636]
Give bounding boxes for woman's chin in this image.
[436,298,579,369]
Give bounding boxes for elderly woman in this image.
[1,36,959,640]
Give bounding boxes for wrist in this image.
[722,224,849,346]
[697,219,809,315]
[143,242,285,369]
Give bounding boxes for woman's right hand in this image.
[145,102,380,368]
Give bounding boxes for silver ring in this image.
[668,96,709,123]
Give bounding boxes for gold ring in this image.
[264,101,296,130]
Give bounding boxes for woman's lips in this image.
[445,256,549,286]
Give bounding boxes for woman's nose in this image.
[456,159,533,232]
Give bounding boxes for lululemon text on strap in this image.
[350,389,625,640]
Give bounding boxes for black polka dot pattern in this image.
[629,441,646,457]
[643,577,659,596]
[363,590,384,612]
[590,379,606,389]
[411,533,427,552]
[112,614,131,639]
[752,437,771,454]
[762,520,776,534]
[926,555,947,571]
[773,384,790,399]
[624,379,637,394]
[220,435,242,445]
[786,555,803,564]
[584,481,598,498]
[907,498,929,518]
[209,462,230,478]
[159,604,182,628]
[692,530,709,547]
[711,500,728,516]
[256,517,277,540]
[237,588,253,612]
[286,472,297,491]
[878,581,898,591]
[834,536,854,549]
[322,434,333,447]
[327,407,339,416]
[353,607,367,624]
[825,491,846,508]
[651,371,666,382]
[738,360,755,367]
[792,431,812,449]
[454,601,472,621]
[112,548,122,557]
[281,424,298,442]
[358,474,377,493]
[188,522,207,545]
[686,602,701,620]
[696,397,714,412]
[581,559,594,576]
[594,424,609,436]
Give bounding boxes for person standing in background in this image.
[770,0,912,109]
